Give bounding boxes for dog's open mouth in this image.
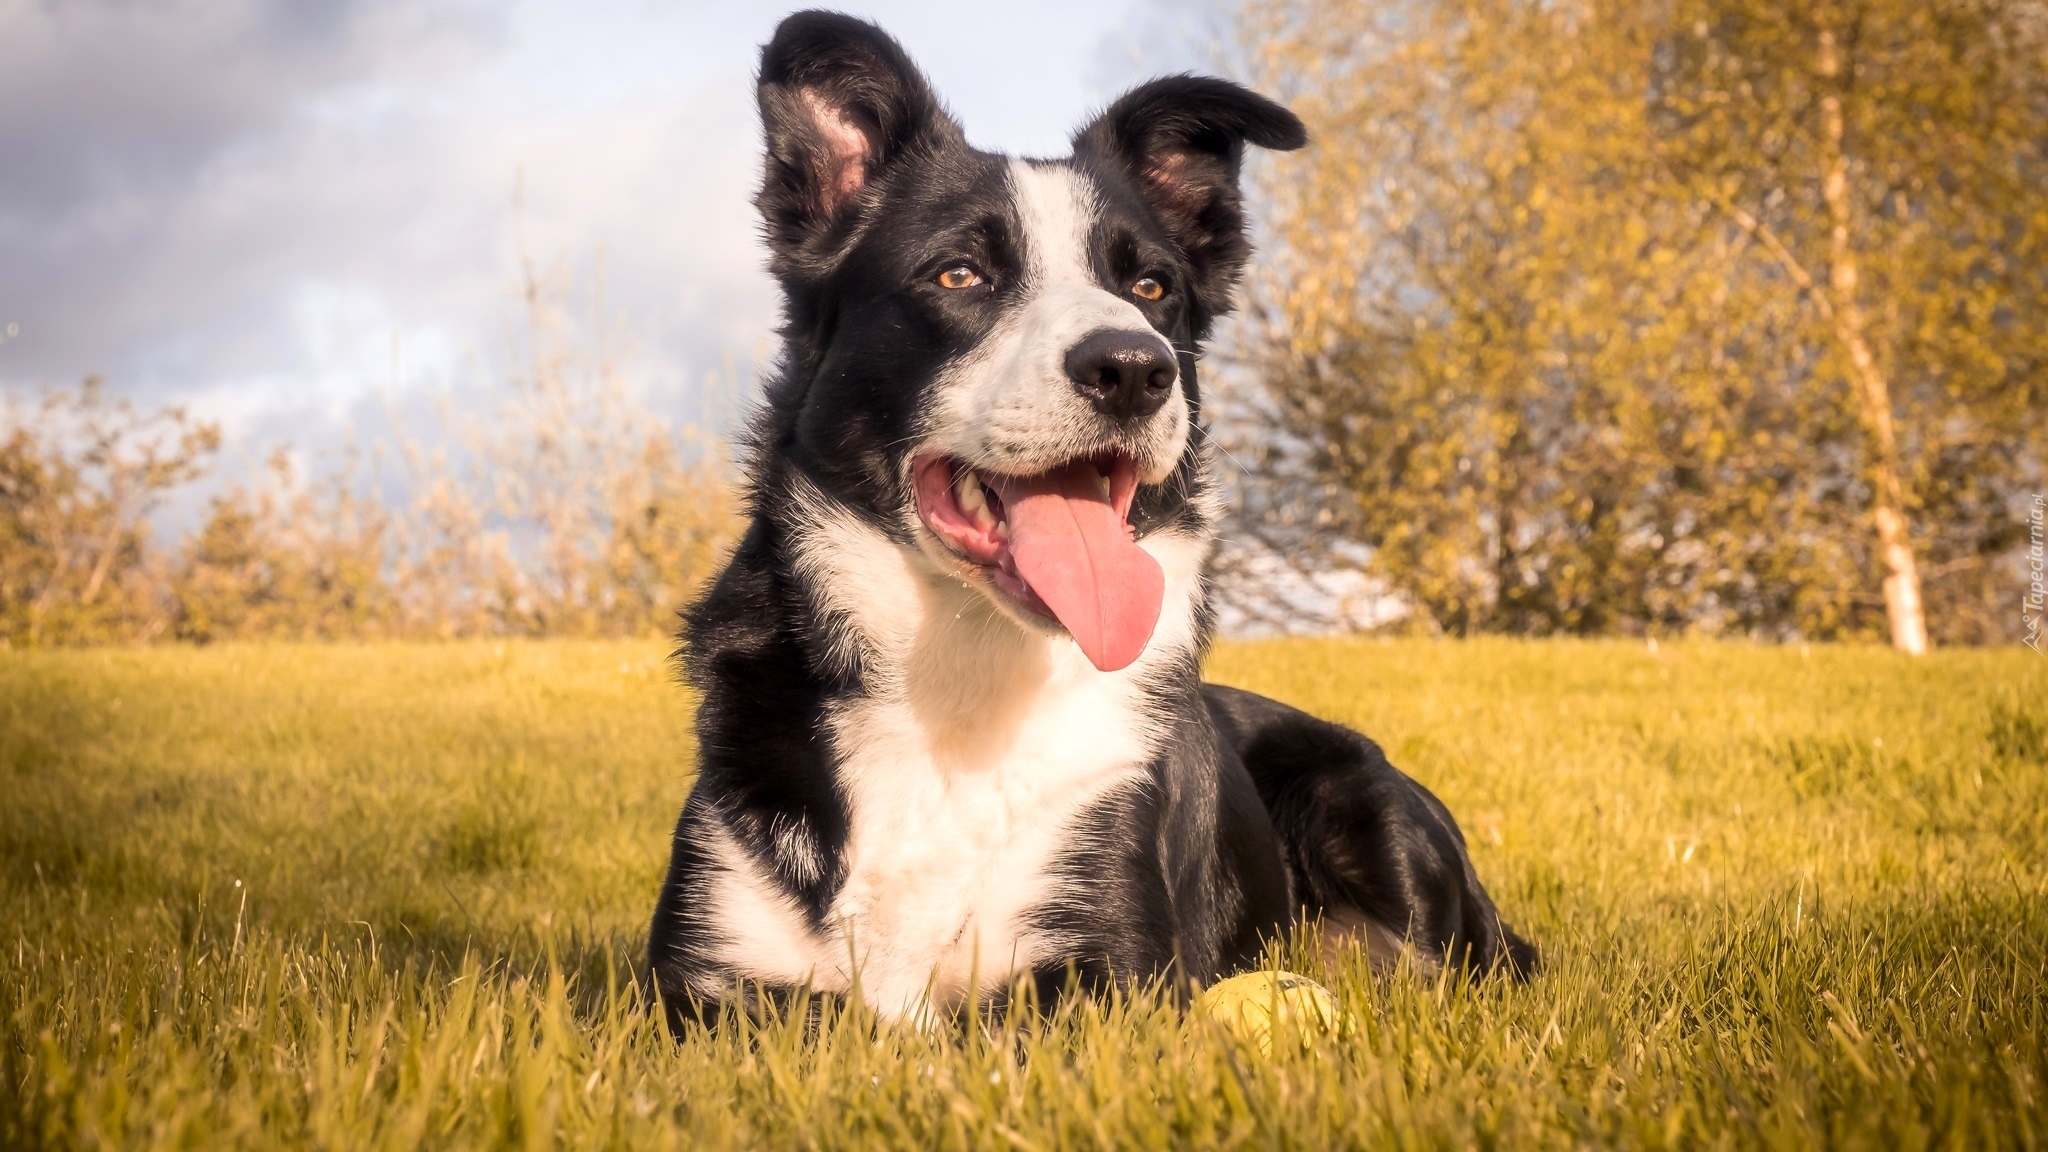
[913,453,1164,672]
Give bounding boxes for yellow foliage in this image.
[0,379,218,645]
[1227,0,2047,643]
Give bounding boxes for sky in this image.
[0,0,1235,472]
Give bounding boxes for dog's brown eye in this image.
[936,266,983,289]
[1130,277,1165,301]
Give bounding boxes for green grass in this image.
[1,639,2043,1149]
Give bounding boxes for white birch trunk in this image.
[1818,23,1927,655]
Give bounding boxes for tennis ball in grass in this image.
[1193,971,1346,1054]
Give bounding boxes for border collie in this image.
[649,10,1535,1027]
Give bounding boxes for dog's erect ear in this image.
[757,12,961,270]
[1074,77,1305,322]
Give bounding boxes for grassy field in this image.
[1,639,2043,1149]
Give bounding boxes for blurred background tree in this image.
[0,379,218,645]
[170,448,392,643]
[1229,0,2047,646]
[0,256,738,648]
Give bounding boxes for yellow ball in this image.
[1193,971,1345,1054]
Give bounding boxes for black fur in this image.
[648,12,1534,1032]
[1073,75,1308,325]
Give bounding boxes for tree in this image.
[1651,0,2048,649]
[170,449,391,643]
[0,379,219,645]
[1231,0,2047,644]
[3,282,740,647]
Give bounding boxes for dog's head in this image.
[751,12,1303,672]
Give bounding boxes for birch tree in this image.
[1232,0,2048,644]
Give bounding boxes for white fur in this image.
[926,161,1191,485]
[698,477,1211,1022]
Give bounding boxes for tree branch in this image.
[1711,195,1837,323]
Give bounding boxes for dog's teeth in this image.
[955,468,995,528]
[1092,469,1112,500]
[995,521,1010,541]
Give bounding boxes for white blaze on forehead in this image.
[1009,160,1101,288]
[922,160,1191,481]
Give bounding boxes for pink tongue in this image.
[996,463,1164,672]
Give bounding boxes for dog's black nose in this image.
[1064,328,1177,421]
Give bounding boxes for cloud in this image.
[0,2,495,386]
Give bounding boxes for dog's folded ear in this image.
[1074,77,1306,325]
[757,11,962,273]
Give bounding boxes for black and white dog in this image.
[649,11,1534,1027]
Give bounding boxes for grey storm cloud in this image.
[0,2,503,391]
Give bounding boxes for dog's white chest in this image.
[703,623,1154,1021]
[822,680,1149,1017]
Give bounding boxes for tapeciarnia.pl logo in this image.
[2025,493,2045,654]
